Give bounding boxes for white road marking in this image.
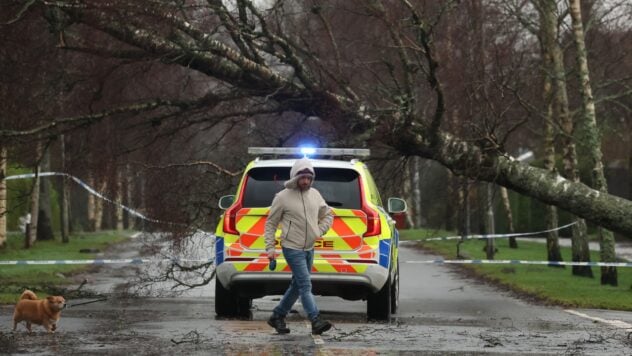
[565,309,632,332]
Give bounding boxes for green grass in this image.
[0,231,131,304]
[400,228,632,311]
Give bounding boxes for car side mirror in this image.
[387,197,407,214]
[218,195,235,210]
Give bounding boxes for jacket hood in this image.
[284,157,315,189]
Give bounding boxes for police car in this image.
[214,147,407,320]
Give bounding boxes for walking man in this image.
[265,157,334,335]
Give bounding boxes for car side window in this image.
[362,168,383,207]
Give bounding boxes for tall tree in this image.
[568,0,617,285]
[535,0,564,265]
[534,0,593,276]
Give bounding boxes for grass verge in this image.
[0,231,131,304]
[400,228,632,311]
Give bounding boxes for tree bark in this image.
[444,170,456,232]
[456,177,470,259]
[402,164,415,228]
[0,146,7,249]
[485,183,496,259]
[536,0,593,277]
[499,187,517,248]
[87,174,96,232]
[396,129,632,240]
[37,145,54,241]
[27,144,41,248]
[94,178,104,232]
[116,168,124,231]
[412,157,422,228]
[536,0,563,264]
[60,134,70,242]
[125,164,134,230]
[569,0,617,285]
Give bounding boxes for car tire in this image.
[238,296,253,313]
[390,261,399,314]
[215,280,251,317]
[367,276,392,321]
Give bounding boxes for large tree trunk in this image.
[569,0,617,286]
[397,129,632,242]
[0,146,6,249]
[536,0,563,264]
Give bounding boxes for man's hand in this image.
[267,250,275,260]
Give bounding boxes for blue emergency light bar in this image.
[248,147,370,157]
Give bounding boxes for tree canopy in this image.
[1,0,631,235]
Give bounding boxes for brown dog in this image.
[12,290,66,333]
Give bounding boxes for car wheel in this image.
[238,297,253,314]
[367,276,392,321]
[390,261,399,314]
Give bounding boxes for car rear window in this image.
[242,167,362,209]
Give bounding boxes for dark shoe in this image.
[267,314,290,334]
[311,316,332,335]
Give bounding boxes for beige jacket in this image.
[264,158,333,253]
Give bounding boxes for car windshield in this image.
[242,167,362,209]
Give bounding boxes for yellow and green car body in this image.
[214,152,406,320]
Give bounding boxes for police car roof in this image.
[249,158,361,169]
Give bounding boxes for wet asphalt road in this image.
[1,236,631,355]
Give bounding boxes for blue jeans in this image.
[273,247,319,321]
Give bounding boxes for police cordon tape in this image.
[420,221,577,241]
[5,172,184,226]
[7,172,576,239]
[5,172,215,266]
[1,257,631,267]
[403,259,632,267]
[0,258,214,265]
[5,172,629,268]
